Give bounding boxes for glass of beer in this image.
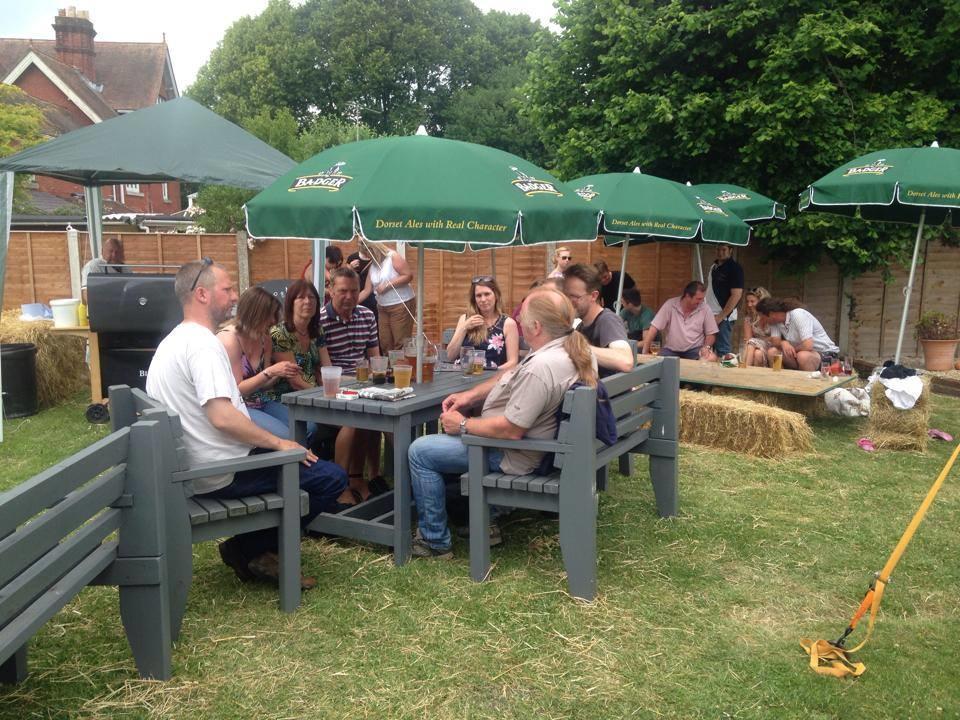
[320,365,342,398]
[421,343,438,383]
[393,363,413,388]
[772,351,783,371]
[403,338,419,379]
[370,356,388,385]
[471,350,486,375]
[460,346,475,377]
[355,357,370,383]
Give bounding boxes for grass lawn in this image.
[2,390,959,719]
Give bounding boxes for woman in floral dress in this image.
[445,276,519,370]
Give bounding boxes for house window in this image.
[161,182,169,203]
[125,183,141,195]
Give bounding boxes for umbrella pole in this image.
[83,186,104,262]
[313,240,325,289]
[614,239,629,314]
[695,244,704,282]
[894,208,926,364]
[416,248,425,383]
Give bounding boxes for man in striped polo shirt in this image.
[320,267,386,499]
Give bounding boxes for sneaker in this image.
[411,536,453,560]
[247,552,318,590]
[455,522,502,547]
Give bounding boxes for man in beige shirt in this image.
[407,288,598,558]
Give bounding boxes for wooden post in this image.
[236,230,250,292]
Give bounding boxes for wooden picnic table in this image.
[636,355,857,397]
[282,365,490,565]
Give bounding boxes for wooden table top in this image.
[637,355,857,397]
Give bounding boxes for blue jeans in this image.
[715,319,733,355]
[256,399,322,444]
[203,448,348,559]
[408,434,503,551]
[249,407,289,438]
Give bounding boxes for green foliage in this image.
[527,0,960,276]
[189,0,544,138]
[0,83,46,212]
[915,311,959,341]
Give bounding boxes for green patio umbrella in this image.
[688,183,786,224]
[799,142,960,362]
[570,170,752,311]
[245,131,600,380]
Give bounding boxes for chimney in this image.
[53,7,96,80]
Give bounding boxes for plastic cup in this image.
[650,341,660,356]
[370,356,388,385]
[471,350,486,375]
[388,349,405,367]
[393,363,412,388]
[320,365,342,398]
[772,352,783,371]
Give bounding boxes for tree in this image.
[527,0,960,276]
[0,84,46,212]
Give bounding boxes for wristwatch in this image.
[459,417,468,435]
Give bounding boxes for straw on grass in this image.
[679,389,813,458]
[0,310,88,408]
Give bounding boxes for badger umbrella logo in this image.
[289,161,353,192]
[843,159,893,177]
[696,197,727,215]
[575,184,599,201]
[510,166,563,197]
[716,190,751,203]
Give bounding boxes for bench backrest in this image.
[0,418,167,675]
[549,356,679,472]
[110,385,191,476]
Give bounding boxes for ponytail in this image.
[563,331,598,388]
[522,290,598,388]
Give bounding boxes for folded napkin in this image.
[357,386,415,402]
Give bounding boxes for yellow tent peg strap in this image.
[800,638,866,678]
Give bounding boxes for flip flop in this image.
[928,429,954,441]
[857,437,877,452]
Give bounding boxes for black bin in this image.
[1,343,39,418]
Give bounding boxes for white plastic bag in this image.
[824,387,871,417]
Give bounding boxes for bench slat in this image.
[0,541,117,670]
[0,430,128,534]
[615,406,655,439]
[219,498,248,518]
[261,493,283,511]
[299,491,309,516]
[185,498,208,525]
[602,362,664,396]
[0,467,126,589]
[0,509,120,628]
[543,479,561,495]
[238,496,266,514]
[610,383,658,417]
[192,498,228,523]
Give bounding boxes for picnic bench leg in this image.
[277,460,301,613]
[392,419,413,566]
[596,465,609,493]
[0,646,27,684]
[468,444,491,583]
[617,452,634,478]
[559,458,598,601]
[119,420,173,679]
[648,449,679,518]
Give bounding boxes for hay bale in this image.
[710,387,827,417]
[679,389,813,458]
[866,376,930,452]
[0,310,88,408]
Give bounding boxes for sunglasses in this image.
[190,257,213,291]
[559,255,571,260]
[472,275,495,284]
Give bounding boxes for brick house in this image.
[0,8,181,214]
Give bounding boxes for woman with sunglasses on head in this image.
[446,276,519,371]
[742,286,772,367]
[217,286,301,437]
[548,247,573,278]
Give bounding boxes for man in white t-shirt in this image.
[755,297,839,371]
[147,259,350,587]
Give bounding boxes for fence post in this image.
[236,230,250,292]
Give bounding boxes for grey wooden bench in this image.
[1,417,173,683]
[108,385,309,636]
[461,356,679,600]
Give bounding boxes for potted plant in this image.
[915,311,960,371]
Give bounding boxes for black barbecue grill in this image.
[87,272,181,408]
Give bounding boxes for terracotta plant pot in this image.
[919,338,959,371]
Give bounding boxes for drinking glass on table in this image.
[370,356,388,385]
[421,342,438,383]
[842,355,854,376]
[355,357,370,383]
[471,349,486,375]
[460,346,475,377]
[320,365,342,398]
[820,359,831,379]
[771,350,783,371]
[393,363,413,388]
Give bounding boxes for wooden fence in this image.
[5,229,958,362]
